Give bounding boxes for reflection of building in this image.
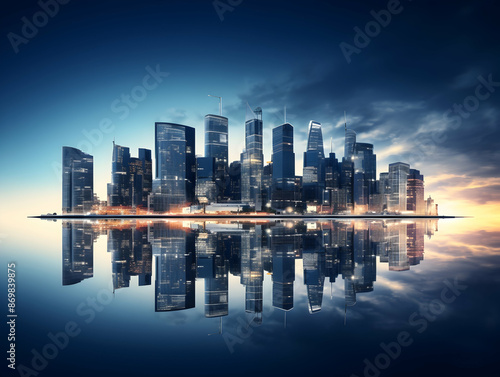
[205,114,229,201]
[62,147,93,213]
[303,225,326,313]
[108,226,152,290]
[62,222,94,285]
[387,222,409,271]
[241,225,263,323]
[151,223,196,311]
[153,122,196,212]
[241,107,264,210]
[59,219,439,320]
[271,225,297,311]
[196,232,229,318]
[407,222,425,266]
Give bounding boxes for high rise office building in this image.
[241,107,263,210]
[228,161,241,201]
[107,142,152,208]
[62,146,94,213]
[388,162,410,212]
[205,114,229,201]
[153,122,196,212]
[195,157,217,204]
[303,121,325,207]
[107,143,130,206]
[138,148,153,207]
[344,128,356,161]
[353,142,376,209]
[407,169,425,214]
[271,123,298,210]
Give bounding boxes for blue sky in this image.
[1,0,499,220]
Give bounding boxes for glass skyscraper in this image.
[195,156,217,204]
[62,146,94,213]
[271,123,297,209]
[241,107,263,211]
[153,122,196,212]
[353,142,376,209]
[407,169,425,214]
[205,114,229,201]
[107,142,152,208]
[303,121,325,206]
[388,162,410,212]
[344,128,356,160]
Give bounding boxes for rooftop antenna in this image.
[284,105,287,123]
[330,137,333,154]
[208,95,222,116]
[344,111,347,130]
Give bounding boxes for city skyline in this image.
[2,1,499,222]
[61,103,436,215]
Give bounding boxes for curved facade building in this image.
[344,128,356,160]
[153,122,196,212]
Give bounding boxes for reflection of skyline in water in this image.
[62,220,438,320]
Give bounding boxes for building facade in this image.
[205,114,229,201]
[153,122,196,212]
[241,107,264,210]
[62,146,94,213]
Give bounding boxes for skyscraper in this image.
[153,122,196,212]
[205,114,229,201]
[62,146,93,213]
[107,142,131,207]
[271,123,297,210]
[195,157,217,204]
[228,161,241,201]
[303,121,325,207]
[353,142,376,210]
[241,107,263,211]
[138,148,153,207]
[407,169,425,214]
[344,128,356,161]
[388,162,410,212]
[107,143,152,208]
